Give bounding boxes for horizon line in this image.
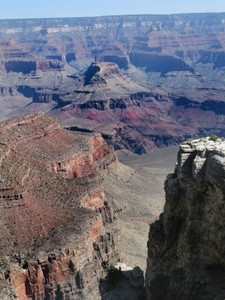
[0,11,225,21]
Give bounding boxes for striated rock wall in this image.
[146,137,225,300]
[0,86,17,96]
[3,59,64,74]
[8,221,115,300]
[0,113,117,299]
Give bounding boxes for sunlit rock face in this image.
[146,137,225,300]
[0,113,117,300]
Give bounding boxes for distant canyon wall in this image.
[0,13,225,74]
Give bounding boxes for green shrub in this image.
[209,135,218,142]
[102,262,122,287]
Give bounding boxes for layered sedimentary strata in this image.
[0,113,117,299]
[0,38,64,74]
[1,14,225,152]
[54,62,196,153]
[146,137,225,299]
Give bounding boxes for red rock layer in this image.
[49,134,116,178]
[0,113,117,299]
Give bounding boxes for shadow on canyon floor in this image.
[99,263,146,300]
[103,146,178,270]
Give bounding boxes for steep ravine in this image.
[146,137,225,300]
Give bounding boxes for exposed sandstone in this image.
[0,113,117,299]
[146,137,225,299]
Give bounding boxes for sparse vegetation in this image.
[209,135,218,142]
[102,262,122,287]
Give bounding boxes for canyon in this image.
[1,12,225,300]
[0,13,225,152]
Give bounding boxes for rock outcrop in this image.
[146,137,225,299]
[0,113,117,299]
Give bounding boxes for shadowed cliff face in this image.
[1,14,225,152]
[146,137,225,300]
[0,113,117,300]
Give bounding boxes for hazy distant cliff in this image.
[1,13,225,70]
[146,137,225,299]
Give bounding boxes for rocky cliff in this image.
[0,113,117,299]
[146,137,225,299]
